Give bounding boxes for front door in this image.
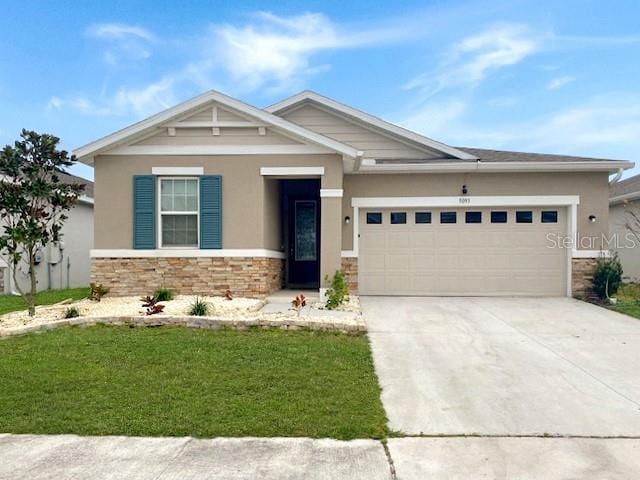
[287,196,320,288]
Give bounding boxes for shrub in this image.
[153,287,175,302]
[140,295,165,315]
[592,254,623,300]
[324,270,349,310]
[189,296,210,316]
[223,289,233,301]
[63,307,80,319]
[89,282,109,302]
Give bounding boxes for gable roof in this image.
[610,173,640,203]
[58,170,94,198]
[74,90,359,164]
[265,90,478,161]
[459,147,628,164]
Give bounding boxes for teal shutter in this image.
[200,176,222,249]
[133,175,156,249]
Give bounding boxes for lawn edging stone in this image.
[0,313,366,338]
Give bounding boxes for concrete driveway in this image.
[362,296,640,437]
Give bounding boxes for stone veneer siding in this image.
[571,257,598,298]
[341,258,358,294]
[92,257,283,298]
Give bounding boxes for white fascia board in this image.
[91,249,286,259]
[152,167,204,175]
[572,250,611,258]
[78,195,94,206]
[265,91,477,161]
[260,167,325,176]
[108,145,336,156]
[73,90,358,165]
[610,192,640,205]
[357,160,634,174]
[351,195,580,208]
[320,188,343,197]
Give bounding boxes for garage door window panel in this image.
[491,211,508,223]
[415,212,432,224]
[465,211,482,224]
[440,212,457,224]
[541,210,558,223]
[366,212,382,224]
[391,212,407,224]
[516,211,533,223]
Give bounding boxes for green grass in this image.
[612,283,640,319]
[0,326,388,439]
[0,287,89,315]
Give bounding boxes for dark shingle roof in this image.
[58,170,94,198]
[610,174,640,199]
[457,147,625,163]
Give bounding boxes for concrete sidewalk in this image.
[0,434,392,480]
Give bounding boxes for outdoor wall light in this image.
[589,215,597,223]
[462,184,468,195]
[344,216,351,224]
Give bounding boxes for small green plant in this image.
[189,296,210,316]
[592,254,623,300]
[63,306,80,319]
[89,282,109,302]
[153,287,175,302]
[324,270,349,310]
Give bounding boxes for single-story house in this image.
[74,90,634,298]
[0,171,94,294]
[610,174,640,282]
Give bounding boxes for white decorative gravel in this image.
[0,295,263,330]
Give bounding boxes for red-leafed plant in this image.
[291,293,306,317]
[146,304,165,316]
[223,289,233,301]
[140,295,165,315]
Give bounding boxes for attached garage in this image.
[357,201,571,296]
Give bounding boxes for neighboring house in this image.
[0,172,94,294]
[74,90,633,299]
[610,174,640,282]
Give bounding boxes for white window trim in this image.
[157,176,200,249]
[346,195,582,297]
[152,167,204,175]
[91,249,286,259]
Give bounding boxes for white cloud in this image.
[547,75,575,90]
[85,22,155,65]
[209,11,400,91]
[405,23,543,98]
[53,12,404,116]
[47,96,63,109]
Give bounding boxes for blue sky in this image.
[1,0,639,180]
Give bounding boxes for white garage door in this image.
[358,207,567,296]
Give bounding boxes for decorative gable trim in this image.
[74,90,359,164]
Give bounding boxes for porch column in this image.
[319,185,343,297]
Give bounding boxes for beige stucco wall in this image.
[93,153,343,250]
[342,171,611,251]
[610,200,640,281]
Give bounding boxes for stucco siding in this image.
[342,172,610,251]
[282,104,444,160]
[93,154,342,250]
[610,200,640,281]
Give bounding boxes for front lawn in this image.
[612,283,640,319]
[0,326,388,439]
[0,287,89,315]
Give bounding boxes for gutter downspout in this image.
[609,167,624,184]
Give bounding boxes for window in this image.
[516,210,533,223]
[491,211,507,223]
[160,178,199,247]
[440,211,457,224]
[415,212,432,224]
[541,210,558,223]
[390,212,407,224]
[366,212,382,224]
[465,211,482,224]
